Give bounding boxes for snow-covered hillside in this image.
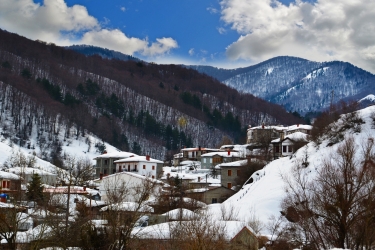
[208,105,375,234]
[0,117,119,177]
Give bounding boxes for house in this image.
[93,171,163,203]
[246,124,312,144]
[132,220,258,250]
[173,147,217,167]
[0,171,22,201]
[200,151,243,169]
[6,167,57,185]
[230,226,259,250]
[114,155,163,179]
[271,132,309,159]
[246,124,284,144]
[185,186,235,204]
[218,160,248,190]
[94,151,138,178]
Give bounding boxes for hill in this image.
[0,29,302,163]
[190,57,375,115]
[208,105,375,241]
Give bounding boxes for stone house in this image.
[186,186,235,204]
[94,151,138,178]
[173,147,217,167]
[219,160,248,190]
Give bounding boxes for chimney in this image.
[228,150,231,156]
[198,177,201,182]
[198,146,201,151]
[100,173,103,180]
[297,124,299,127]
[262,123,265,129]
[146,155,150,161]
[103,150,107,154]
[83,186,86,191]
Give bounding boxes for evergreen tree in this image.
[27,173,44,202]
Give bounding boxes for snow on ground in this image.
[208,106,375,234]
[359,94,375,103]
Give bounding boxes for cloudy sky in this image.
[0,0,374,73]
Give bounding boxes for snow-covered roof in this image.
[0,170,20,180]
[201,151,241,157]
[286,124,312,131]
[93,151,138,160]
[180,147,217,152]
[359,94,375,103]
[215,159,248,169]
[114,155,163,164]
[6,167,56,176]
[271,131,309,143]
[100,202,154,212]
[133,220,254,240]
[248,124,311,132]
[162,208,196,220]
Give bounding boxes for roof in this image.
[6,167,56,176]
[180,147,217,152]
[248,124,311,132]
[0,170,20,180]
[201,151,241,157]
[162,208,196,220]
[100,202,154,212]
[215,160,248,169]
[114,155,163,164]
[94,151,138,160]
[271,132,309,143]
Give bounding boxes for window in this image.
[228,170,232,176]
[288,146,293,152]
[283,146,287,152]
[237,170,241,176]
[203,158,206,163]
[212,198,218,204]
[152,165,155,170]
[143,165,146,169]
[213,157,222,164]
[104,160,108,165]
[227,183,232,189]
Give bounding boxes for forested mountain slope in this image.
[0,29,301,161]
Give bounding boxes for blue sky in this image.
[0,0,374,73]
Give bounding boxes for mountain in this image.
[66,45,141,62]
[0,29,302,163]
[69,45,375,116]
[188,57,375,115]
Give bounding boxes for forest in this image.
[0,28,303,160]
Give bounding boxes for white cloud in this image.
[0,0,178,56]
[220,0,375,73]
[120,6,126,12]
[142,37,179,57]
[217,27,226,34]
[188,48,195,56]
[207,7,219,14]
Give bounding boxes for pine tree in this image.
[27,173,44,202]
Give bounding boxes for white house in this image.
[114,155,163,179]
[94,171,163,203]
[271,132,309,158]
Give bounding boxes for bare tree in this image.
[282,137,375,249]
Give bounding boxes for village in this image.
[0,123,312,249]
